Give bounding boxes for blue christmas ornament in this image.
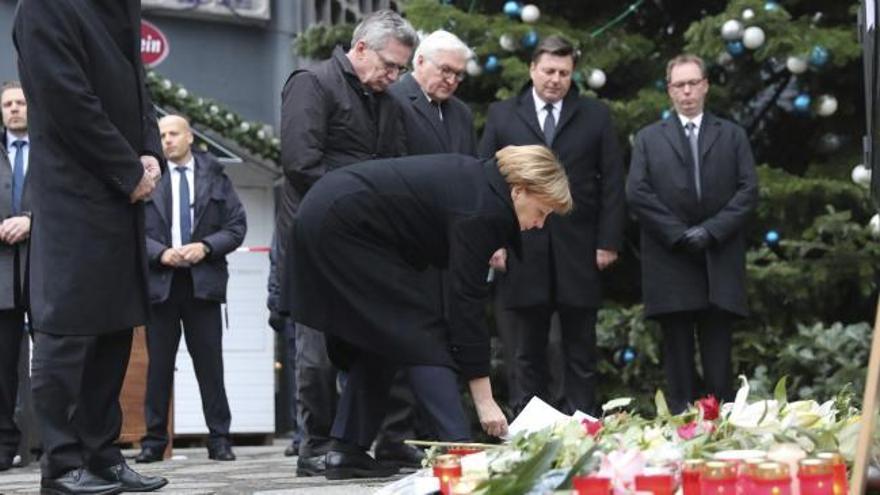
[809,45,829,67]
[521,30,539,49]
[502,1,522,18]
[613,346,638,367]
[726,40,745,57]
[793,93,811,113]
[661,109,672,120]
[764,1,780,11]
[484,55,500,73]
[765,230,780,245]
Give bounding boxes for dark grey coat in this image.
[277,46,406,312]
[626,112,758,318]
[0,130,30,311]
[388,73,476,156]
[14,0,163,334]
[291,155,520,379]
[144,152,246,304]
[479,86,626,308]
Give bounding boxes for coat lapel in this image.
[514,90,546,143]
[193,155,211,231]
[698,112,721,166]
[404,75,451,150]
[660,116,689,167]
[554,91,580,139]
[151,170,171,229]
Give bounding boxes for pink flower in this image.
[677,422,699,440]
[698,395,720,420]
[581,418,603,437]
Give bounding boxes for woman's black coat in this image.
[290,154,520,379]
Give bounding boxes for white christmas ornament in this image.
[742,26,766,49]
[742,8,756,21]
[721,19,744,41]
[870,214,880,237]
[520,4,540,23]
[466,59,483,77]
[852,164,872,187]
[716,51,734,67]
[499,34,517,52]
[786,56,808,74]
[587,69,606,90]
[816,94,838,117]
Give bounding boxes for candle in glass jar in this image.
[572,475,611,495]
[635,469,675,495]
[798,458,834,495]
[752,461,792,495]
[433,454,462,495]
[700,461,737,494]
[741,457,768,494]
[682,459,705,495]
[815,452,847,495]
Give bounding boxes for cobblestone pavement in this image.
[0,442,405,494]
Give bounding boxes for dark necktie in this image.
[430,99,443,122]
[11,140,25,214]
[685,122,701,201]
[177,166,191,244]
[543,103,556,145]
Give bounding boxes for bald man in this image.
[137,115,247,463]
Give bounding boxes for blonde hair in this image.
[666,54,706,82]
[495,145,573,214]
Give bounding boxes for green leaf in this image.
[774,376,789,408]
[556,445,599,489]
[655,390,671,418]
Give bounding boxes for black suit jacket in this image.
[144,152,246,304]
[291,155,520,379]
[388,73,476,156]
[626,112,758,317]
[13,0,163,334]
[479,86,626,308]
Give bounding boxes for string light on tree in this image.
[587,68,607,90]
[502,0,522,18]
[742,26,766,49]
[721,19,744,41]
[786,56,808,74]
[816,94,838,117]
[520,4,540,24]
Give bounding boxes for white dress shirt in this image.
[170,157,195,248]
[678,112,704,138]
[532,88,562,132]
[5,132,29,175]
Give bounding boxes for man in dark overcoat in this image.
[478,36,626,416]
[380,29,476,468]
[0,81,32,471]
[277,9,417,477]
[627,54,758,414]
[136,115,246,464]
[13,0,168,492]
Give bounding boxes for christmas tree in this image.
[296,0,875,408]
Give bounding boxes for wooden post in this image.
[851,295,880,494]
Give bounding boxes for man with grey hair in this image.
[389,30,476,155]
[278,9,417,478]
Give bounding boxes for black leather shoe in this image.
[207,442,236,461]
[295,454,325,477]
[40,468,122,495]
[133,447,163,464]
[94,462,168,492]
[324,450,399,480]
[374,442,425,470]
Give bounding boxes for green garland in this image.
[145,71,280,163]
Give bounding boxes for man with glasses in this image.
[278,9,418,478]
[627,54,758,414]
[478,35,626,418]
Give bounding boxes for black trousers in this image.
[31,329,132,479]
[141,270,231,450]
[657,308,734,414]
[331,355,469,450]
[508,305,599,416]
[0,308,25,460]
[294,323,338,457]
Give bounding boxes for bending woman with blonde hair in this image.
[290,145,572,479]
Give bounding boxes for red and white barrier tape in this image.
[235,246,271,253]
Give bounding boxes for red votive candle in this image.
[572,475,611,494]
[635,470,675,495]
[681,459,705,495]
[752,461,792,495]
[432,454,462,495]
[741,457,768,494]
[815,452,848,495]
[700,461,737,495]
[447,447,481,457]
[798,458,834,495]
